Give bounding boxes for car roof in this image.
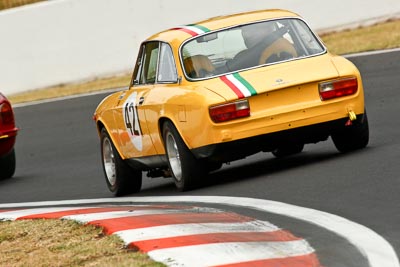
[146,9,300,45]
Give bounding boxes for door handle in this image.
[138,97,145,105]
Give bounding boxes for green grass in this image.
[0,219,166,266]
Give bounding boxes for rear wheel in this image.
[332,111,369,153]
[0,149,15,180]
[162,121,205,191]
[100,128,142,196]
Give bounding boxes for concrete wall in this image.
[1,0,400,96]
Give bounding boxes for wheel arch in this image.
[158,117,192,150]
[96,120,126,160]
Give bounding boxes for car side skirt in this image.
[125,154,168,171]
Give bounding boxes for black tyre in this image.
[332,112,369,153]
[272,143,304,158]
[100,128,142,196]
[0,149,16,180]
[162,121,205,191]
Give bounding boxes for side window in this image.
[132,42,159,85]
[144,42,159,84]
[290,20,324,55]
[158,43,178,83]
[132,45,144,86]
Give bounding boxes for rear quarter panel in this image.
[143,83,226,154]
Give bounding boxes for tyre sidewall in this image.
[100,128,142,196]
[162,121,204,191]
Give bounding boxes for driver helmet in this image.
[241,22,276,48]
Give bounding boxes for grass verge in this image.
[0,219,165,266]
[9,74,131,105]
[321,18,400,55]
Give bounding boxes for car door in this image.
[114,41,178,160]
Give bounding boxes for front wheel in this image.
[100,128,142,196]
[0,149,16,180]
[332,112,369,153]
[162,121,205,191]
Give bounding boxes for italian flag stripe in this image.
[177,27,200,37]
[220,75,245,99]
[232,73,257,96]
[220,73,257,99]
[187,24,211,33]
[174,24,210,36]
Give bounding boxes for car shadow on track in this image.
[136,143,373,195]
[208,147,372,186]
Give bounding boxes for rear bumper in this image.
[192,114,365,162]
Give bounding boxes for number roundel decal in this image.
[123,92,143,151]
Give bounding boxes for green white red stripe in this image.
[173,24,210,36]
[220,73,257,99]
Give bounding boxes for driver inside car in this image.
[226,22,297,72]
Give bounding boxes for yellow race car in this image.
[94,9,369,195]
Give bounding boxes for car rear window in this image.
[181,18,326,79]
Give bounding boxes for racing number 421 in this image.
[124,102,141,136]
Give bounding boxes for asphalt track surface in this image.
[1,50,400,266]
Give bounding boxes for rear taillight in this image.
[319,78,358,101]
[209,99,250,123]
[0,102,15,126]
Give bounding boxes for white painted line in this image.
[12,87,125,108]
[0,196,398,267]
[115,221,279,243]
[148,240,314,267]
[344,47,400,58]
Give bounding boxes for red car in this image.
[0,93,18,179]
